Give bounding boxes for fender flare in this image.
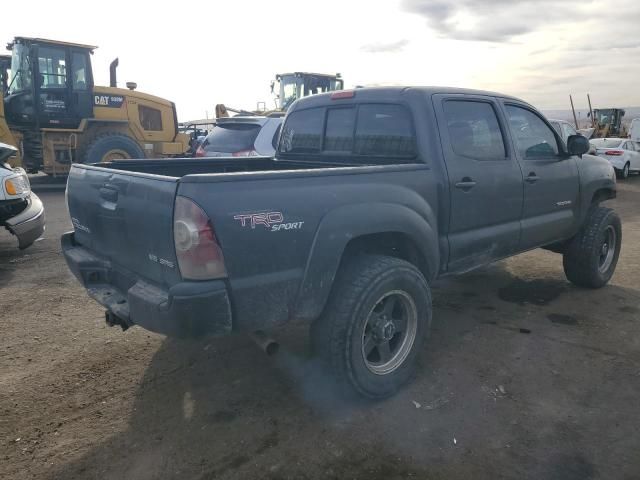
[294,202,439,322]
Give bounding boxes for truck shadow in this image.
[45,260,640,480]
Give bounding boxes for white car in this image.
[195,115,284,158]
[589,138,640,179]
[0,142,45,249]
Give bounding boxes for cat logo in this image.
[94,95,125,108]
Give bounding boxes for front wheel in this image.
[81,133,145,164]
[311,255,432,399]
[563,206,621,288]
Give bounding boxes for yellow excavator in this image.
[1,37,189,174]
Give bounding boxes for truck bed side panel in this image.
[177,165,441,330]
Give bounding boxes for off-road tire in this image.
[81,133,145,164]
[311,255,432,399]
[563,206,621,288]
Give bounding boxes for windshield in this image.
[8,43,32,94]
[279,75,300,110]
[201,123,261,153]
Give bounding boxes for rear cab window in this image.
[279,102,417,163]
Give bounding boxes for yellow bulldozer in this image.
[0,37,189,174]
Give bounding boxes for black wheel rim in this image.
[361,290,418,375]
[598,225,616,273]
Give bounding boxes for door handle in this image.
[455,177,476,191]
[525,173,539,184]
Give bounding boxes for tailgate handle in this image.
[99,184,119,202]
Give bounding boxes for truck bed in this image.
[97,157,366,178]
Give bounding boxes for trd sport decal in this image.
[233,211,304,232]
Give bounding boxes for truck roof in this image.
[289,86,524,110]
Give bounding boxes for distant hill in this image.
[542,107,640,128]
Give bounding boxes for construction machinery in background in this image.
[574,94,629,139]
[1,37,189,174]
[215,72,343,119]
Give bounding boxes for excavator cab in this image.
[592,108,626,137]
[0,54,10,94]
[273,72,343,110]
[4,37,95,129]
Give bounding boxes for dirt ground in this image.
[1,178,639,480]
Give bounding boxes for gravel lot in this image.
[1,178,639,480]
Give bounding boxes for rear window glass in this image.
[279,103,417,160]
[202,123,261,153]
[590,139,624,149]
[280,108,324,154]
[354,104,416,157]
[325,108,355,152]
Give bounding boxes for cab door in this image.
[35,45,74,127]
[434,95,524,273]
[501,102,580,250]
[70,50,94,123]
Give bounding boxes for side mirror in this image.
[567,134,589,156]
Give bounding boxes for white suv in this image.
[196,115,284,158]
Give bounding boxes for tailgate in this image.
[66,165,181,288]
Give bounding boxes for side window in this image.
[38,47,66,88]
[506,105,559,159]
[624,142,634,152]
[443,100,506,160]
[280,107,324,154]
[354,104,416,157]
[72,53,88,90]
[271,123,282,150]
[138,105,163,131]
[324,107,355,152]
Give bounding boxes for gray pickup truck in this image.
[63,87,620,398]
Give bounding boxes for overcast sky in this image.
[8,0,640,120]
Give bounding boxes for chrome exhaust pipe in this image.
[249,330,279,356]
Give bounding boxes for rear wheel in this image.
[311,255,431,399]
[617,163,630,179]
[563,206,621,288]
[81,133,145,163]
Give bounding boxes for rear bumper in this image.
[61,232,232,338]
[5,193,45,249]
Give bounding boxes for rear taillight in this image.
[195,146,206,157]
[173,196,226,280]
[604,150,623,156]
[232,149,258,157]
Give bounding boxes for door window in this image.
[72,53,88,90]
[443,100,506,160]
[354,104,416,158]
[38,47,67,88]
[506,105,559,159]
